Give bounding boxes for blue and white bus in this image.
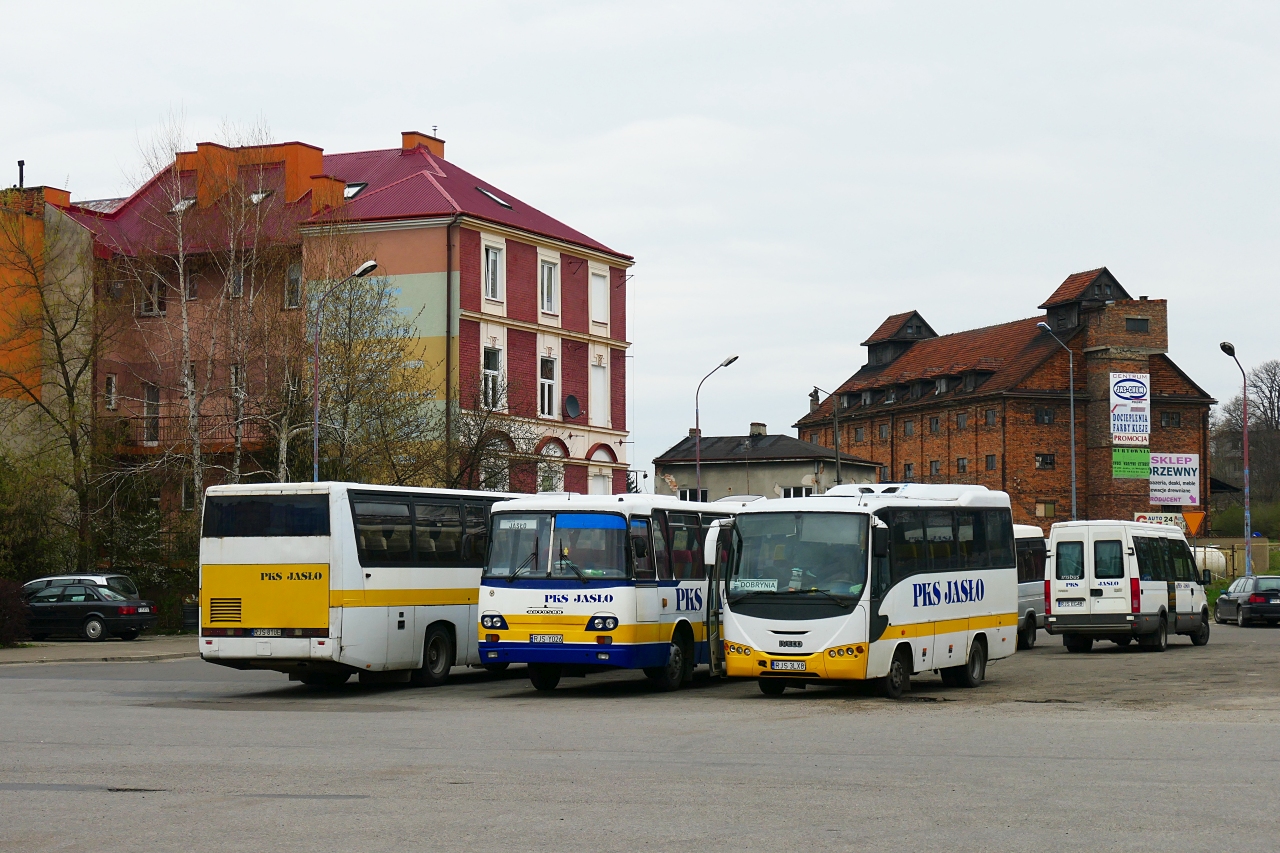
[478,494,752,691]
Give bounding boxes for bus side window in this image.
[925,511,957,571]
[462,503,491,567]
[984,510,1015,567]
[889,510,926,583]
[668,514,704,580]
[416,501,462,564]
[631,519,655,581]
[1169,539,1195,583]
[1056,541,1084,580]
[1134,537,1154,580]
[652,515,672,581]
[1151,538,1174,582]
[353,501,413,565]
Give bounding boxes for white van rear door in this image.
[1088,526,1129,615]
[1051,537,1088,614]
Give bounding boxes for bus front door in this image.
[631,519,660,624]
[705,524,730,676]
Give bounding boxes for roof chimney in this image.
[401,131,445,158]
[808,388,820,414]
[17,160,24,189]
[749,422,767,437]
[688,428,700,438]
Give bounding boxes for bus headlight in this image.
[587,615,618,631]
[481,614,509,630]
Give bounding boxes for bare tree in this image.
[1214,358,1280,502]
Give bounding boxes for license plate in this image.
[1056,599,1085,608]
[252,629,282,637]
[138,607,151,613]
[530,634,563,644]
[770,660,806,671]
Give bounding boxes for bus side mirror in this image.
[633,538,649,559]
[873,527,889,558]
[1201,569,1212,587]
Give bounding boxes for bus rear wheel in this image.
[758,678,787,696]
[410,625,454,687]
[1063,635,1093,653]
[528,663,561,692]
[880,647,912,699]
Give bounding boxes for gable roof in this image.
[861,310,934,346]
[314,145,630,261]
[1039,266,1127,309]
[654,433,876,466]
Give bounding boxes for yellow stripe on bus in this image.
[331,588,479,607]
[881,612,1017,639]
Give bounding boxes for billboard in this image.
[1110,373,1150,446]
[1112,448,1150,479]
[1133,512,1188,532]
[1149,453,1200,505]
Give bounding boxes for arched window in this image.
[538,440,566,493]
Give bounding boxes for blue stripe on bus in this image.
[553,513,626,529]
[480,641,669,669]
[480,578,631,589]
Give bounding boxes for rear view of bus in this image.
[720,484,1018,698]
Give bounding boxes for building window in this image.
[104,374,118,410]
[589,363,608,426]
[964,373,976,392]
[904,420,914,437]
[181,479,195,512]
[540,260,558,313]
[986,454,997,471]
[141,275,166,316]
[879,423,889,440]
[929,417,940,434]
[484,246,503,300]
[903,462,915,481]
[678,488,708,503]
[861,391,873,406]
[782,487,813,498]
[809,432,819,443]
[590,272,609,325]
[482,347,502,408]
[1161,411,1182,428]
[286,263,302,309]
[985,408,997,426]
[538,442,565,492]
[957,457,968,474]
[936,377,948,395]
[854,427,865,443]
[1035,453,1056,470]
[185,266,197,300]
[1126,317,1149,333]
[1035,406,1055,425]
[229,269,244,299]
[885,388,897,404]
[1036,501,1056,518]
[911,383,923,400]
[230,364,244,398]
[957,412,968,429]
[143,383,160,443]
[539,357,556,417]
[930,460,941,476]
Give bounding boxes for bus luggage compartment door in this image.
[201,563,330,635]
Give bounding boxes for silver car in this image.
[1014,525,1047,649]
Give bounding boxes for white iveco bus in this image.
[199,483,512,687]
[718,483,1019,698]
[478,493,751,692]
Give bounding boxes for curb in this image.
[0,652,199,667]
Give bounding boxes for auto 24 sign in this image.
[1110,373,1150,446]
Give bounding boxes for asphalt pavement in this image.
[2,622,1279,852]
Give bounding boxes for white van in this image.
[1014,525,1047,649]
[1045,521,1211,652]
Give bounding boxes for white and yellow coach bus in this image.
[199,483,513,687]
[718,484,1018,698]
[478,493,752,692]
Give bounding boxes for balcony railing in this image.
[116,415,270,449]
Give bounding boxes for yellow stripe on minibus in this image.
[330,588,479,607]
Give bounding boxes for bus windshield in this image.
[485,512,629,580]
[728,512,868,598]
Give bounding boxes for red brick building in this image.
[795,268,1214,530]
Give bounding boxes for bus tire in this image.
[647,633,691,692]
[1190,611,1210,646]
[758,678,787,696]
[299,672,350,688]
[409,624,454,687]
[1140,616,1168,652]
[483,662,510,673]
[880,646,911,699]
[528,663,561,692]
[957,637,986,688]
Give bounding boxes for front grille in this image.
[208,598,242,623]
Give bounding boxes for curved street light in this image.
[695,355,738,501]
[1037,322,1077,521]
[313,260,379,482]
[1221,341,1252,576]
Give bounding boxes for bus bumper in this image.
[200,636,335,661]
[478,641,669,669]
[725,643,869,681]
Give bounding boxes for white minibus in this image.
[199,482,513,686]
[1044,520,1211,652]
[1014,524,1047,649]
[718,483,1019,698]
[478,493,751,691]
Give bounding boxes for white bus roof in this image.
[204,482,518,500]
[490,493,757,516]
[1049,519,1187,536]
[1013,523,1047,541]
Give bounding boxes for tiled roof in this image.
[315,146,629,260]
[796,315,1074,428]
[860,311,918,346]
[1038,267,1109,309]
[654,433,876,466]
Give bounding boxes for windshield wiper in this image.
[557,539,590,584]
[795,587,856,608]
[506,536,539,583]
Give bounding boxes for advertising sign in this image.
[1134,512,1188,532]
[1110,372,1150,446]
[1112,448,1150,479]
[1149,453,1200,505]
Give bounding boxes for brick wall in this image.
[610,347,626,432]
[505,238,537,324]
[561,252,588,333]
[458,318,480,401]
[609,266,626,342]
[506,328,537,418]
[564,462,588,493]
[459,228,481,312]
[613,468,629,495]
[561,339,588,427]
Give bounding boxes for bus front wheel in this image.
[529,663,561,691]
[758,678,787,696]
[880,647,911,699]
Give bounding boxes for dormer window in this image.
[963,373,976,392]
[885,388,896,404]
[861,390,873,407]
[911,382,923,399]
[343,182,368,200]
[936,377,948,395]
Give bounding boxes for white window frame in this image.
[285,263,303,309]
[104,374,118,410]
[589,264,609,327]
[540,259,558,315]
[482,346,502,409]
[483,243,504,302]
[678,488,708,503]
[539,356,557,418]
[781,487,813,498]
[589,358,608,427]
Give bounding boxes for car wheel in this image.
[1140,617,1168,652]
[528,663,561,692]
[1017,617,1036,650]
[30,633,48,642]
[1237,609,1247,628]
[880,646,912,699]
[758,678,787,696]
[82,617,107,642]
[1113,636,1132,647]
[1191,611,1211,646]
[1214,604,1225,625]
[117,629,140,641]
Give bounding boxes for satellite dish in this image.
[564,395,581,419]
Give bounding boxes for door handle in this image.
[1090,589,1103,597]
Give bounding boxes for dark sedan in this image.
[1215,575,1280,627]
[26,584,159,641]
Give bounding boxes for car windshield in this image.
[484,512,628,579]
[728,512,869,598]
[98,588,127,601]
[1256,577,1280,592]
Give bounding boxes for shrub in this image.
[0,579,29,645]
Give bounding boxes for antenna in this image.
[432,125,438,136]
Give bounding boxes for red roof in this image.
[316,146,630,260]
[1038,267,1109,309]
[860,311,917,346]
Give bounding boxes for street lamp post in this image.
[695,355,738,501]
[1037,323,1077,521]
[1221,341,1252,576]
[313,260,378,482]
[812,386,843,486]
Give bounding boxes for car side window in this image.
[1228,579,1244,594]
[62,586,92,602]
[31,587,61,602]
[1056,541,1084,580]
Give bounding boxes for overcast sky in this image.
[4,1,1277,485]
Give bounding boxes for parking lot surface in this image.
[3,623,1279,852]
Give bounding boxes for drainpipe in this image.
[445,214,460,483]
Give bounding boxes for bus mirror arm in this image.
[872,527,889,559]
